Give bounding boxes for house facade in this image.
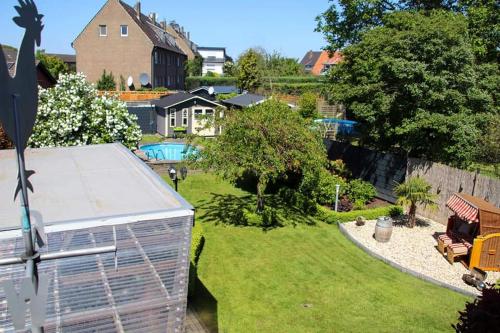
[198,47,228,75]
[155,92,225,137]
[73,0,189,90]
[300,50,343,76]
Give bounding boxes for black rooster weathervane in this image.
[0,2,117,332]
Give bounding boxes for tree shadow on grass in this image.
[197,193,318,230]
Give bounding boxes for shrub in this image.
[189,223,205,298]
[216,92,239,101]
[300,169,347,206]
[327,159,351,179]
[261,82,324,95]
[454,284,500,332]
[190,223,205,264]
[31,73,142,149]
[388,205,404,217]
[317,205,403,224]
[346,179,377,204]
[298,92,318,119]
[96,69,116,91]
[243,209,263,226]
[278,187,318,215]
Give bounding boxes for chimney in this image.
[134,2,141,20]
[149,13,157,24]
[187,32,190,40]
[160,20,166,30]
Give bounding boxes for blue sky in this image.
[0,0,330,60]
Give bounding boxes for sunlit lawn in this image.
[165,172,469,332]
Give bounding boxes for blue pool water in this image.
[140,143,197,161]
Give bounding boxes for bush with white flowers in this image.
[30,73,142,149]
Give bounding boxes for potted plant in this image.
[356,216,366,226]
[173,127,187,139]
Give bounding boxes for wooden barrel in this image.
[375,217,393,243]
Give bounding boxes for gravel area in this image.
[343,218,500,295]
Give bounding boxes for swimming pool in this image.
[140,143,197,161]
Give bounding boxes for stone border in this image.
[337,223,477,298]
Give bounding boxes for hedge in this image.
[189,223,205,298]
[316,205,403,224]
[185,76,326,91]
[261,82,324,95]
[186,76,237,89]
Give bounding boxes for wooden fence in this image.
[327,140,500,224]
[407,158,500,224]
[98,91,171,101]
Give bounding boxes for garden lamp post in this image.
[334,184,340,212]
[169,165,188,192]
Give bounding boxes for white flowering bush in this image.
[30,73,142,149]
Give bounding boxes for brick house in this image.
[73,0,191,90]
[300,50,343,76]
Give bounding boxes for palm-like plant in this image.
[394,177,437,228]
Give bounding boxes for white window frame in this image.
[182,109,188,127]
[99,25,107,37]
[169,108,176,127]
[120,25,128,37]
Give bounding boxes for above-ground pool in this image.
[140,143,197,161]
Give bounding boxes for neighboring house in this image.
[300,50,343,76]
[164,21,198,61]
[46,53,77,72]
[73,0,187,90]
[2,46,57,88]
[155,92,225,137]
[222,93,268,109]
[300,51,321,74]
[198,47,230,75]
[189,85,240,101]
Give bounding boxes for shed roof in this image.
[0,143,192,231]
[223,93,267,108]
[154,92,224,108]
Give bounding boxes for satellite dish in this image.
[139,73,150,86]
[127,76,134,87]
[208,86,215,95]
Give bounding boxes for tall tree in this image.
[185,55,203,77]
[194,100,326,211]
[236,49,265,92]
[36,50,68,79]
[324,10,498,167]
[316,0,498,62]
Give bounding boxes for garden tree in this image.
[185,55,203,77]
[223,61,236,76]
[316,0,498,62]
[297,92,319,119]
[453,283,500,332]
[236,49,265,92]
[324,10,498,167]
[30,73,142,149]
[195,100,327,212]
[265,51,304,76]
[394,177,437,228]
[477,115,500,176]
[96,69,116,91]
[36,50,68,79]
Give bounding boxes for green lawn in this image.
[165,173,469,333]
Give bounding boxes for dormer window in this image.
[99,25,107,37]
[121,25,128,37]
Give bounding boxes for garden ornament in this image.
[0,2,117,331]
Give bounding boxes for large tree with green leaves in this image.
[323,10,498,167]
[316,0,499,63]
[236,49,265,92]
[194,100,327,211]
[36,50,69,79]
[185,55,203,77]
